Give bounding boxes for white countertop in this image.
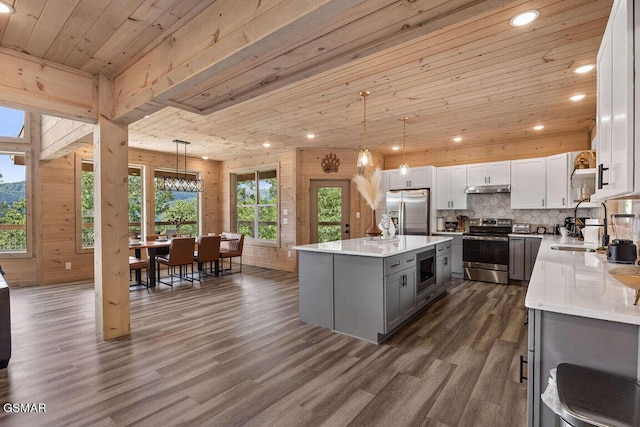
[508,233,545,238]
[293,236,452,257]
[433,231,464,236]
[525,236,640,325]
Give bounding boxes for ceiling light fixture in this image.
[392,145,400,151]
[569,94,586,102]
[306,133,315,139]
[533,125,545,130]
[202,156,208,160]
[573,64,595,74]
[510,10,540,26]
[356,90,373,168]
[453,136,462,143]
[0,1,14,14]
[156,140,204,192]
[398,117,410,176]
[263,142,271,148]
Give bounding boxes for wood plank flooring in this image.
[0,266,528,426]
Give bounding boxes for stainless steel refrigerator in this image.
[386,189,430,235]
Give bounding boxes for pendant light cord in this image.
[402,117,408,163]
[360,90,370,150]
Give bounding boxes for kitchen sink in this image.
[550,245,596,252]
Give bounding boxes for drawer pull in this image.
[519,355,528,383]
[390,262,401,268]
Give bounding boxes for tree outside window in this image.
[153,170,199,236]
[236,169,278,241]
[0,153,27,252]
[81,162,143,247]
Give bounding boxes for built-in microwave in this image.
[416,248,436,294]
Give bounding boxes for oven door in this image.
[462,235,509,268]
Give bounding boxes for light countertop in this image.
[432,231,464,236]
[525,236,640,325]
[293,236,452,257]
[508,233,545,238]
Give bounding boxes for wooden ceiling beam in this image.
[40,116,93,161]
[111,0,363,124]
[0,47,97,123]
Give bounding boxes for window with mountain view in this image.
[153,169,199,237]
[235,169,278,242]
[80,161,143,248]
[0,152,27,252]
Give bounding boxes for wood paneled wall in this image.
[296,149,384,247]
[219,151,297,272]
[384,133,591,168]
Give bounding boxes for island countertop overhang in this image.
[293,236,452,257]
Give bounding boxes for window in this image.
[153,170,199,236]
[80,161,143,248]
[0,107,25,139]
[0,152,27,252]
[235,169,278,241]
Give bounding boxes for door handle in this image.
[598,163,609,189]
[562,197,565,206]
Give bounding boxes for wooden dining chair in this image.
[129,256,149,289]
[156,237,198,286]
[195,235,221,278]
[220,233,244,274]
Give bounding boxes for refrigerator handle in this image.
[399,202,405,235]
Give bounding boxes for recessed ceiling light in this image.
[263,142,271,148]
[392,145,400,151]
[0,1,14,14]
[533,125,545,131]
[573,64,595,74]
[453,136,462,143]
[510,10,540,26]
[202,156,208,160]
[306,133,316,139]
[569,94,586,102]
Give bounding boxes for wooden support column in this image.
[93,75,130,340]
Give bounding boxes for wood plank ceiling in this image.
[0,0,612,161]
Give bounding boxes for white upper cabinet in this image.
[388,166,432,190]
[511,158,546,209]
[436,166,467,210]
[593,0,634,200]
[546,153,569,208]
[466,161,510,187]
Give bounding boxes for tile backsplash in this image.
[437,193,600,231]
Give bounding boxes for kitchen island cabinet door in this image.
[384,270,403,333]
[400,269,416,318]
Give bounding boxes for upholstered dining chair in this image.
[129,256,148,289]
[220,233,244,274]
[156,237,197,286]
[195,235,221,278]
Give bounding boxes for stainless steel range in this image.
[463,218,512,284]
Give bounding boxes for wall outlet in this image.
[283,208,288,216]
[65,262,71,270]
[282,218,288,225]
[356,212,360,219]
[287,251,292,258]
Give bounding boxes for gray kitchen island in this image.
[293,235,452,344]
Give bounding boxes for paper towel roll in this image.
[582,226,600,244]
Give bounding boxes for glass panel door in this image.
[310,180,350,243]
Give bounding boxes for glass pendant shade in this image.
[399,162,409,175]
[357,148,373,168]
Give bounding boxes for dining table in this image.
[129,236,238,287]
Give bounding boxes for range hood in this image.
[465,184,511,194]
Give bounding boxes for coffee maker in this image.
[607,214,638,264]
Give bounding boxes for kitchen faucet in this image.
[573,199,609,247]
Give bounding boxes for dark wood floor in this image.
[0,266,528,427]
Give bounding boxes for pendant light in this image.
[356,90,373,168]
[398,117,409,175]
[156,139,204,192]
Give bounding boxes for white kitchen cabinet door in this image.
[389,167,431,190]
[436,167,451,209]
[466,163,488,187]
[510,158,546,209]
[487,161,511,185]
[449,165,467,209]
[593,0,634,200]
[466,161,510,186]
[546,153,569,208]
